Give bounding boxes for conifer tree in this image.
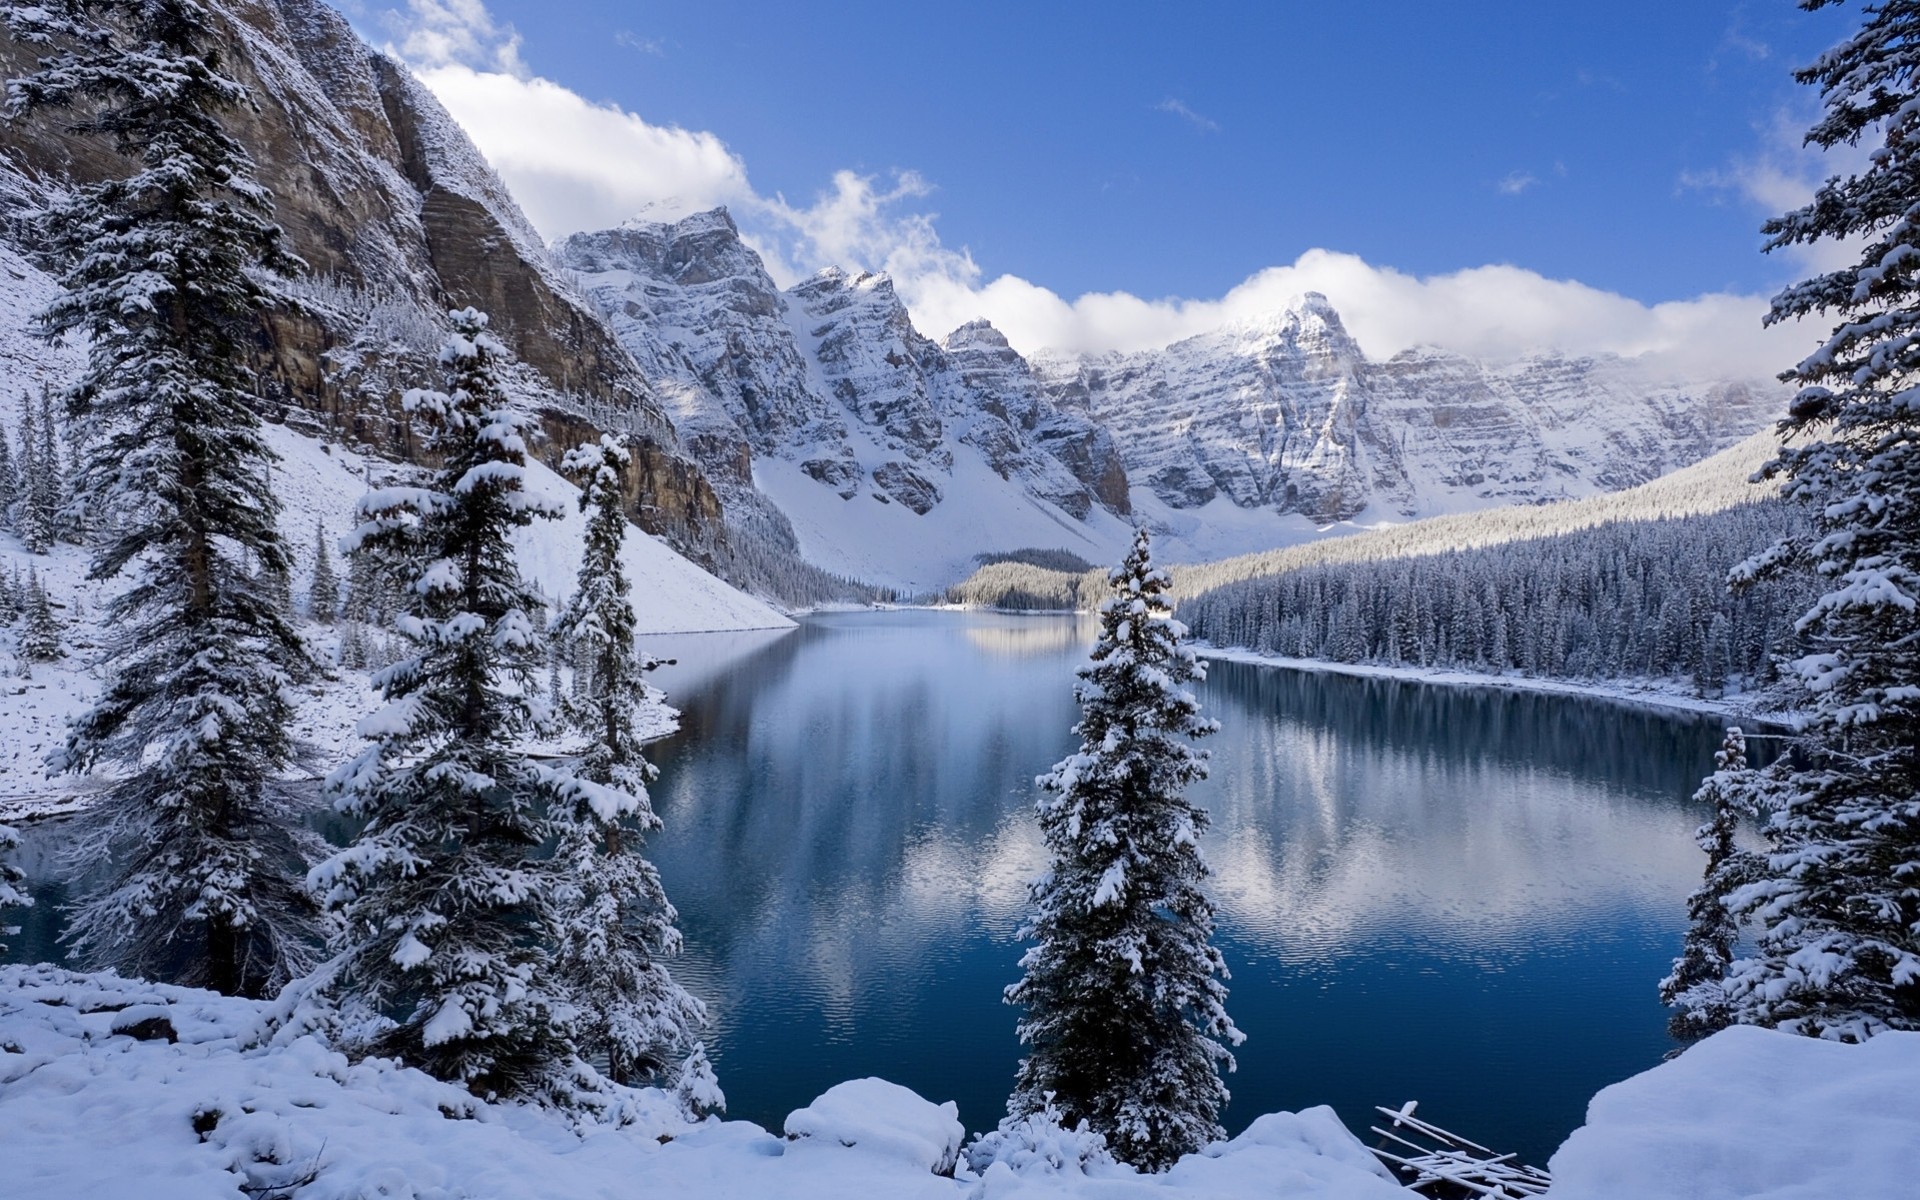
[0,565,17,625]
[548,435,705,1085]
[674,1042,726,1119]
[20,568,64,663]
[1661,727,1760,1039]
[33,386,65,543]
[308,520,338,623]
[6,0,319,995]
[0,422,15,531]
[13,404,50,554]
[312,310,584,1098]
[1721,0,1920,1040]
[0,819,28,954]
[1007,529,1241,1171]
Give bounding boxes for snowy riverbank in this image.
[2,964,1914,1199]
[1191,643,1779,723]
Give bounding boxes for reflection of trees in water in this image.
[961,613,1098,659]
[645,614,1085,1016]
[1201,661,1740,800]
[1194,662,1740,955]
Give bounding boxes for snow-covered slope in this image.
[1030,294,1781,525]
[0,235,788,817]
[554,211,1137,589]
[4,965,1913,1199]
[1547,1024,1920,1199]
[0,964,1412,1200]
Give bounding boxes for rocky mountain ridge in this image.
[1030,296,1781,524]
[555,212,1129,527]
[559,207,1782,580]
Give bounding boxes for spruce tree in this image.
[1721,0,1920,1040]
[1006,529,1240,1171]
[6,0,320,995]
[20,568,64,663]
[548,435,705,1085]
[0,819,28,954]
[13,405,50,554]
[311,310,582,1098]
[1661,727,1761,1040]
[0,423,15,531]
[34,386,65,544]
[309,520,338,623]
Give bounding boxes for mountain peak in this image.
[942,318,1009,351]
[620,204,739,237]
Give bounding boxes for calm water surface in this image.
[9,609,1738,1165]
[637,609,1729,1164]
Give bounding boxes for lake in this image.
[6,608,1739,1166]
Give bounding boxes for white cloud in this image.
[902,250,1801,380]
[380,0,1808,382]
[1155,98,1220,135]
[1679,107,1873,276]
[413,64,755,234]
[615,31,665,57]
[385,0,526,76]
[1497,170,1538,196]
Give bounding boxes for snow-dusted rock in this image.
[1546,1025,1920,1199]
[1032,293,1781,524]
[554,212,1127,522]
[784,1078,966,1175]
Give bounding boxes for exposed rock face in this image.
[554,211,1131,528]
[0,0,718,550]
[1031,294,1782,522]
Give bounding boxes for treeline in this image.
[1178,502,1814,694]
[944,430,1780,618]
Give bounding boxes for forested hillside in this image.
[1179,502,1811,695]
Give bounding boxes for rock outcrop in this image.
[0,0,718,550]
[554,210,1132,530]
[1031,295,1781,522]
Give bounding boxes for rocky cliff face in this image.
[1030,295,1781,523]
[555,211,1130,525]
[0,0,719,550]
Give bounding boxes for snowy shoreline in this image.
[1189,643,1781,723]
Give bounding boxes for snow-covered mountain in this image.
[0,0,727,556]
[558,209,1781,586]
[1030,294,1780,525]
[554,212,1135,588]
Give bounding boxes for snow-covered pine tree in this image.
[21,568,64,663]
[547,434,705,1085]
[1720,0,1920,1041]
[673,1042,725,1120]
[6,0,320,996]
[12,404,51,554]
[1661,727,1761,1040]
[309,520,338,623]
[0,819,28,953]
[34,387,66,544]
[0,423,15,531]
[1006,529,1241,1172]
[311,309,583,1099]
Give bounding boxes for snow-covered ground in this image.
[1191,643,1769,722]
[755,449,1135,593]
[1547,1024,1920,1199]
[0,964,1407,1200]
[0,397,790,821]
[2,964,1912,1199]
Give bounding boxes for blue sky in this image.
[358,0,1859,373]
